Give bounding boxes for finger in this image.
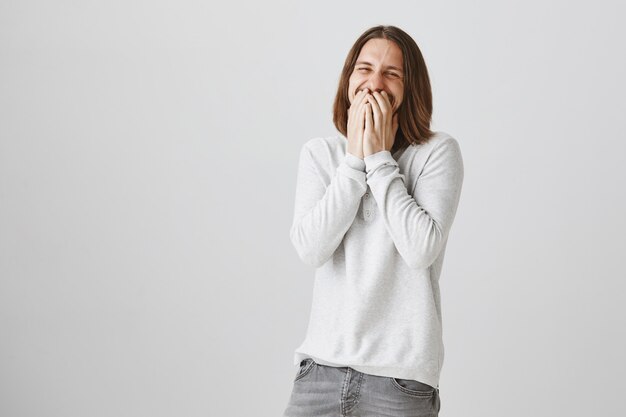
[357,97,366,132]
[372,92,390,126]
[348,90,367,127]
[352,89,364,106]
[381,91,393,113]
[380,90,392,105]
[356,89,370,113]
[367,94,383,129]
[355,91,370,124]
[364,102,372,132]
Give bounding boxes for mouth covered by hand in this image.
[355,90,396,112]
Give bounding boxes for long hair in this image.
[332,25,435,153]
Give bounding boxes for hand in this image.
[346,89,370,160]
[363,90,399,157]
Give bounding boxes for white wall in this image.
[1,1,624,416]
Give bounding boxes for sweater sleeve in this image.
[289,143,368,268]
[364,138,464,270]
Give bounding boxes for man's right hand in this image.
[346,88,370,160]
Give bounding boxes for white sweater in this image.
[289,131,464,389]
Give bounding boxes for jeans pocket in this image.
[294,358,316,382]
[389,377,436,397]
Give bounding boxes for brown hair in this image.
[332,25,435,153]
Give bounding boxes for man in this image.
[284,25,464,417]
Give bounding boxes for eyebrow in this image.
[355,61,403,73]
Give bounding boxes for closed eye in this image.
[357,68,400,77]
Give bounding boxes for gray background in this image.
[1,1,624,416]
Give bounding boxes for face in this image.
[348,38,405,114]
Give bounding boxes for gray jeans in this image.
[283,358,441,417]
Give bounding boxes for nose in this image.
[365,71,385,93]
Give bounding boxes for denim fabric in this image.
[283,358,441,417]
